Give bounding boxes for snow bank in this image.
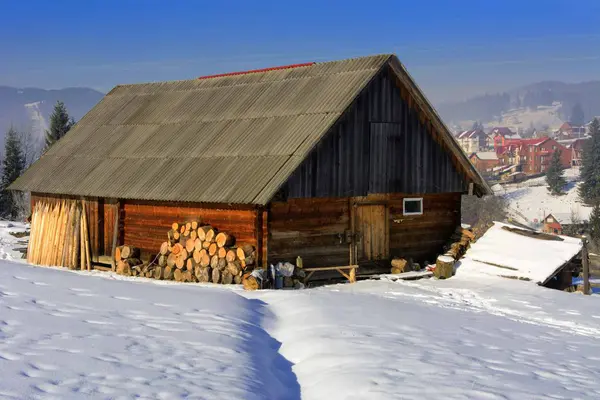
[0,262,299,399]
[457,221,581,284]
[0,220,29,261]
[252,279,600,400]
[497,168,592,225]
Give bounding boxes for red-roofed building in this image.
[557,122,587,139]
[496,137,570,174]
[491,127,522,150]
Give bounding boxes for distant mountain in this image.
[0,86,104,152]
[437,81,600,128]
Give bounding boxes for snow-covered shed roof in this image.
[472,151,498,161]
[546,212,577,225]
[457,221,582,285]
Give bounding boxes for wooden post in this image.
[582,237,590,295]
[110,200,121,272]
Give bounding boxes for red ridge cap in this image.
[197,62,316,80]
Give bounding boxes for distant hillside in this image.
[438,81,600,127]
[0,86,104,152]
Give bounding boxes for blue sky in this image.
[1,0,600,103]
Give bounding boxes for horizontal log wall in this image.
[268,197,350,268]
[268,193,461,271]
[387,193,461,264]
[123,200,259,259]
[31,193,102,262]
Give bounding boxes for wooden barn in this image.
[10,54,490,279]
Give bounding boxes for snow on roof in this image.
[473,151,498,160]
[456,221,582,285]
[547,212,576,225]
[457,129,485,139]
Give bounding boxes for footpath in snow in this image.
[0,261,299,400]
[252,277,600,400]
[1,222,600,399]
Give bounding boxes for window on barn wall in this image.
[403,198,423,216]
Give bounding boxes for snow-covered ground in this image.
[484,102,564,133]
[2,225,600,399]
[495,168,592,226]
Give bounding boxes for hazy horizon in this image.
[2,0,600,104]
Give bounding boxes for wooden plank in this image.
[304,265,359,271]
[110,200,121,272]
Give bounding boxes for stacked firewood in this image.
[443,225,475,261]
[115,245,143,275]
[114,220,257,284]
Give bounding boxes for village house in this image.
[542,213,584,236]
[469,151,499,177]
[492,127,521,150]
[557,122,587,139]
[456,129,489,153]
[10,54,490,279]
[557,137,590,167]
[496,137,570,175]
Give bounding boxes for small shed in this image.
[11,54,490,277]
[457,221,583,290]
[542,213,584,236]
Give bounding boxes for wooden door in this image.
[354,204,389,261]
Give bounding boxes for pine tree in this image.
[579,118,600,203]
[45,101,74,150]
[571,103,585,126]
[0,127,26,219]
[546,149,566,195]
[589,203,600,248]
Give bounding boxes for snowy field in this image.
[495,168,592,226]
[2,226,600,398]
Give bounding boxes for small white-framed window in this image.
[403,198,423,216]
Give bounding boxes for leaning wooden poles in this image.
[27,199,93,271]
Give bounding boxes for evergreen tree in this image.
[571,102,585,125]
[579,118,600,203]
[471,121,483,131]
[0,127,26,219]
[546,149,566,195]
[589,203,600,249]
[45,101,74,150]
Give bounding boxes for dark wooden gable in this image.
[281,64,467,199]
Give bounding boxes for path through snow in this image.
[0,262,299,399]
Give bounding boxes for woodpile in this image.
[27,199,92,271]
[442,225,475,262]
[113,219,258,284]
[114,245,143,275]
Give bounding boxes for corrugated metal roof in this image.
[11,53,491,202]
[11,55,390,204]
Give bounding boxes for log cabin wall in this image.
[31,192,102,262]
[267,193,461,271]
[122,200,260,261]
[281,66,467,199]
[268,197,350,268]
[386,192,461,263]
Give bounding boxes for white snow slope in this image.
[496,168,592,226]
[2,227,600,399]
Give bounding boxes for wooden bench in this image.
[303,265,358,283]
